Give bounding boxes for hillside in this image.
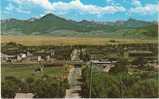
[1,13,157,38]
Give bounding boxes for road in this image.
[65,66,82,98]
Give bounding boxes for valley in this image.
[1,35,157,46]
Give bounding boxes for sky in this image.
[1,0,159,22]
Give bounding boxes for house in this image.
[50,49,55,57]
[90,60,117,72]
[16,53,27,62]
[15,93,34,99]
[71,49,81,61]
[17,55,22,62]
[128,50,153,57]
[20,53,27,58]
[27,51,33,56]
[30,51,52,62]
[1,53,17,62]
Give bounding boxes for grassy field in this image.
[1,64,66,80]
[1,35,157,46]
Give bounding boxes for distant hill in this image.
[122,24,158,38]
[1,13,157,38]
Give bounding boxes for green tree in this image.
[132,56,146,67]
[130,79,158,98]
[1,76,21,98]
[109,58,128,74]
[32,78,66,98]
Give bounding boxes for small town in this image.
[1,42,158,98]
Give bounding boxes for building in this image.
[91,60,117,72]
[128,50,153,57]
[31,51,52,62]
[15,93,34,99]
[1,53,17,62]
[71,49,81,61]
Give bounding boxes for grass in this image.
[1,35,157,46]
[1,64,66,81]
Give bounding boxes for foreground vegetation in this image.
[81,58,158,98]
[1,64,66,80]
[1,64,69,98]
[2,75,69,98]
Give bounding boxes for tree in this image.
[132,56,146,67]
[109,58,128,74]
[129,79,158,98]
[32,78,66,98]
[1,76,21,98]
[80,51,90,62]
[25,77,35,92]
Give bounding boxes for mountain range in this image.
[1,13,158,38]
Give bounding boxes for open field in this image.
[1,36,157,46]
[1,64,66,80]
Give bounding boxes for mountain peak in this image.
[45,13,55,17]
[28,17,37,22]
[41,13,58,19]
[127,18,137,22]
[40,13,67,22]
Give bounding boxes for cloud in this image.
[5,3,14,11]
[16,9,31,14]
[5,3,31,14]
[52,0,125,14]
[157,3,159,12]
[12,0,126,15]
[130,0,158,15]
[14,0,53,10]
[132,0,141,7]
[130,4,158,15]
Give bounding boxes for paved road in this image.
[65,67,82,98]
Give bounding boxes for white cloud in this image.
[5,3,31,14]
[157,3,159,12]
[14,0,53,10]
[6,0,158,17]
[12,0,126,15]
[52,0,125,14]
[130,0,158,15]
[16,9,31,14]
[5,3,14,11]
[130,4,158,15]
[132,0,141,7]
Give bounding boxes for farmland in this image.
[1,64,66,80]
[1,36,157,46]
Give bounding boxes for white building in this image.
[15,93,34,99]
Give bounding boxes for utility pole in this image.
[89,61,93,98]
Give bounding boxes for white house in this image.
[15,93,34,99]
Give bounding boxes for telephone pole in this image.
[89,61,93,98]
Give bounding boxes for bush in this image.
[32,78,67,98]
[109,40,116,43]
[81,64,158,98]
[2,76,68,98]
[129,79,158,98]
[2,76,21,98]
[109,58,128,74]
[132,57,147,67]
